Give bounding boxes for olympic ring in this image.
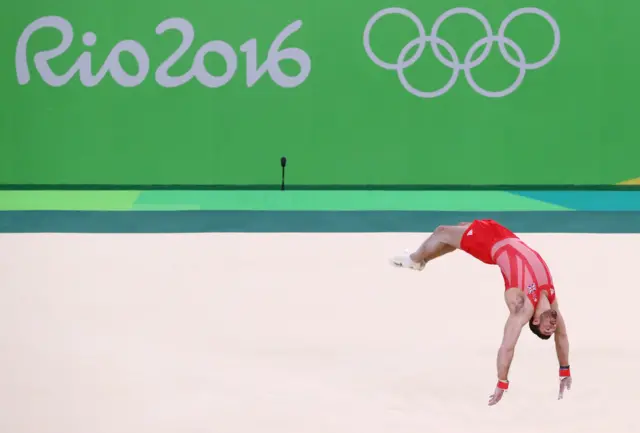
[363,7,560,98]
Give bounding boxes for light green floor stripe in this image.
[0,191,141,210]
[133,191,570,211]
[0,191,573,211]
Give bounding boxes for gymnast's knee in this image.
[434,224,466,247]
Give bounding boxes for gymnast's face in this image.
[535,309,558,336]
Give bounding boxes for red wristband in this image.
[497,380,509,390]
[559,366,571,377]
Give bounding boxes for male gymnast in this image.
[390,219,572,406]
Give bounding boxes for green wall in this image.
[2,0,638,186]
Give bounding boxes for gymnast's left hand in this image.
[488,386,505,406]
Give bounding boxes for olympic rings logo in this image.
[363,7,560,98]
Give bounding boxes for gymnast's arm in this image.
[553,305,570,366]
[496,293,529,381]
[496,313,527,381]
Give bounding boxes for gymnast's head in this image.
[529,309,557,340]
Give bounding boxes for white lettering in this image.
[242,20,310,88]
[155,18,195,88]
[105,40,150,87]
[78,32,99,86]
[16,16,76,86]
[193,41,237,88]
[16,16,311,89]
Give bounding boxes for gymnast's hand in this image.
[488,382,508,406]
[558,376,572,400]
